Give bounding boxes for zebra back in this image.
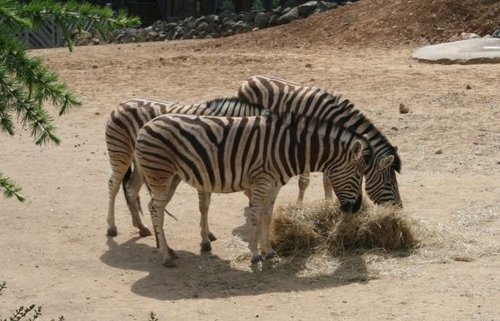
[105,96,270,174]
[136,111,367,199]
[238,75,401,171]
[167,97,267,117]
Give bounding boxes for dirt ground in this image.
[1,37,499,320]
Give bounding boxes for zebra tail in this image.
[139,173,178,222]
[122,166,133,207]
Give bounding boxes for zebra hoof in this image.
[201,242,212,252]
[139,227,152,237]
[251,254,264,264]
[208,232,217,242]
[264,250,277,260]
[163,258,176,268]
[106,227,117,237]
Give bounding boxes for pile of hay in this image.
[271,201,420,256]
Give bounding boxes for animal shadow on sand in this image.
[101,209,374,300]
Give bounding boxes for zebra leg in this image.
[247,180,275,264]
[198,191,216,252]
[259,185,280,260]
[297,174,310,204]
[322,172,334,201]
[148,197,177,268]
[164,176,181,259]
[124,164,152,237]
[107,171,125,237]
[144,171,182,267]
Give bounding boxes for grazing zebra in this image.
[238,75,402,206]
[135,110,369,267]
[105,97,266,239]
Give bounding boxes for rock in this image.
[196,21,209,33]
[99,0,341,45]
[195,16,207,24]
[173,26,185,39]
[399,103,410,114]
[309,8,323,16]
[206,22,219,33]
[277,7,300,25]
[322,1,339,9]
[158,32,168,41]
[435,150,443,155]
[460,32,480,40]
[412,38,500,64]
[221,29,234,37]
[233,21,251,34]
[223,18,236,28]
[269,13,281,26]
[205,14,219,24]
[466,84,472,90]
[254,12,271,29]
[183,29,195,39]
[297,1,319,17]
[74,31,93,46]
[243,11,255,23]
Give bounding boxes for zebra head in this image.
[364,146,402,207]
[326,139,367,214]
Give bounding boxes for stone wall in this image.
[76,1,356,45]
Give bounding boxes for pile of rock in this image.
[76,1,355,45]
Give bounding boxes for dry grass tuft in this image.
[271,201,421,257]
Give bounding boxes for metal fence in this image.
[17,18,95,49]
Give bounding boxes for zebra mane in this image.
[206,96,267,112]
[281,90,401,173]
[324,95,401,173]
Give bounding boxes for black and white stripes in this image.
[238,75,402,206]
[105,97,267,238]
[135,109,368,266]
[105,75,403,267]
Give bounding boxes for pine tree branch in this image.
[0,34,82,117]
[0,109,14,135]
[0,173,25,202]
[0,0,32,30]
[0,68,60,145]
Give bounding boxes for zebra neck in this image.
[276,117,356,176]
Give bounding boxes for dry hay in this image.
[271,201,421,257]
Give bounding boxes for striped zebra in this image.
[135,110,369,267]
[105,97,266,239]
[238,75,402,206]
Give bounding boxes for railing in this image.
[17,18,95,49]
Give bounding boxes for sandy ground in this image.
[1,40,499,320]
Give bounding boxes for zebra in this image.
[135,109,370,267]
[105,97,266,239]
[238,75,402,206]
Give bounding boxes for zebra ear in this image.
[352,139,363,161]
[379,155,395,169]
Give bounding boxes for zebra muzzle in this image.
[340,196,362,214]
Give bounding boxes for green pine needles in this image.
[0,0,140,201]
